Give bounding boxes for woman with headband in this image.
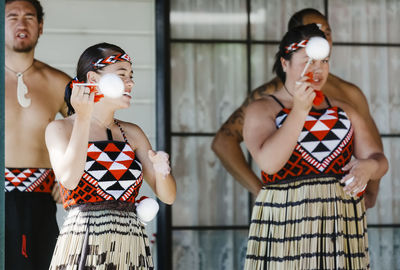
[45,42,176,269]
[243,24,387,269]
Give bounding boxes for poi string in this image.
[73,73,125,99]
[5,61,35,108]
[300,37,330,77]
[70,74,125,104]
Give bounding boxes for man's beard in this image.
[13,38,38,53]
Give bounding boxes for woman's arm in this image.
[124,123,176,205]
[211,78,282,195]
[45,85,94,190]
[244,79,315,174]
[244,99,308,174]
[338,105,389,196]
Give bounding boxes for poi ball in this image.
[98,73,125,98]
[136,197,160,223]
[344,176,354,186]
[305,37,330,60]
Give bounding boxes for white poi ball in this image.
[136,197,160,223]
[305,36,330,60]
[345,176,354,186]
[98,73,124,98]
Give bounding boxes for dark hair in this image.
[6,0,44,22]
[288,8,325,30]
[65,42,126,115]
[272,24,326,83]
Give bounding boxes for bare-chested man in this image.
[212,8,383,209]
[5,0,70,269]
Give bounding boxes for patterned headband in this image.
[92,53,132,69]
[285,39,308,54]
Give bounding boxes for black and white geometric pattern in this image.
[86,141,143,200]
[4,168,49,192]
[276,108,353,172]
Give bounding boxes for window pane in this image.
[251,0,325,40]
[171,0,247,40]
[329,0,400,43]
[171,43,247,133]
[173,230,249,270]
[329,46,400,134]
[251,44,278,90]
[368,227,400,270]
[172,137,249,226]
[367,137,400,225]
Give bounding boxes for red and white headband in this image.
[92,53,132,69]
[285,39,308,54]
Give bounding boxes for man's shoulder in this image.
[328,73,362,94]
[35,59,71,82]
[34,60,71,115]
[246,95,277,113]
[245,77,281,105]
[327,73,369,112]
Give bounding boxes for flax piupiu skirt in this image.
[49,201,153,270]
[244,176,369,270]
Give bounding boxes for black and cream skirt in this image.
[244,176,369,270]
[49,201,153,270]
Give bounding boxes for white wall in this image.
[35,0,158,256]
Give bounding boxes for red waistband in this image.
[4,168,55,193]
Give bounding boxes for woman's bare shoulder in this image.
[245,95,284,122]
[48,116,74,130]
[114,119,148,143]
[45,117,75,144]
[115,119,141,132]
[327,74,367,105]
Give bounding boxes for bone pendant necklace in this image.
[6,61,34,108]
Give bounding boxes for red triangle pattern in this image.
[321,119,337,129]
[304,120,317,131]
[61,141,143,205]
[4,168,54,192]
[104,143,121,152]
[123,150,135,160]
[264,107,353,184]
[303,111,339,141]
[312,130,330,141]
[109,169,127,180]
[97,161,114,170]
[117,159,134,169]
[87,150,102,160]
[262,134,354,183]
[5,170,33,187]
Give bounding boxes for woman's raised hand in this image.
[292,76,316,112]
[71,85,95,118]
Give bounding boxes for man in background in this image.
[5,0,71,268]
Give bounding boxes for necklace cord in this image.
[5,60,35,75]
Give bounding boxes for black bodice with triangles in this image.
[60,122,143,208]
[262,104,354,184]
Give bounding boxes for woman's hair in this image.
[6,0,44,22]
[65,42,126,115]
[272,24,326,83]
